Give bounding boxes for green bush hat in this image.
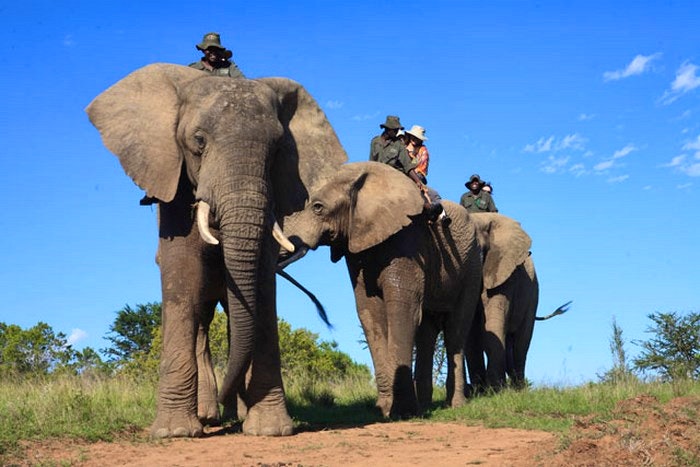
[380,115,404,130]
[196,32,226,51]
[465,173,483,188]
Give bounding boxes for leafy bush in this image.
[634,311,700,381]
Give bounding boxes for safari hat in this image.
[380,115,404,130]
[405,125,428,141]
[196,32,226,51]
[465,173,483,187]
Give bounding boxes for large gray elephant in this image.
[466,212,570,391]
[87,64,346,438]
[284,162,482,417]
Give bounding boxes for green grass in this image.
[2,373,700,464]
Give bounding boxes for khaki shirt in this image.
[460,191,498,213]
[188,60,245,78]
[369,135,416,175]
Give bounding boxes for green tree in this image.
[103,302,161,365]
[633,311,700,381]
[0,322,75,375]
[279,319,369,380]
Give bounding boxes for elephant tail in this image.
[276,268,332,328]
[536,300,572,321]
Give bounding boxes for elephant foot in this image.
[242,403,294,436]
[150,410,203,439]
[376,396,392,418]
[198,400,221,427]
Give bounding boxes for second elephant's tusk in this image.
[196,201,220,245]
[273,220,295,253]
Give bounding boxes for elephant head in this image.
[87,64,346,413]
[286,161,425,259]
[470,213,532,290]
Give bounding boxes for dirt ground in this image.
[13,395,700,467]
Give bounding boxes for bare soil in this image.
[12,395,700,467]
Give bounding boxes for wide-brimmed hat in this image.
[465,173,483,187]
[196,32,226,51]
[405,125,428,141]
[380,115,404,130]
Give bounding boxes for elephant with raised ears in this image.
[86,63,346,438]
[466,212,570,391]
[284,162,482,417]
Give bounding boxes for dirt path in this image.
[21,422,556,466]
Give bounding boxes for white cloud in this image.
[559,133,587,151]
[524,136,554,153]
[540,155,569,173]
[524,134,586,153]
[63,35,76,47]
[612,144,637,159]
[326,100,343,110]
[677,182,692,189]
[662,154,686,167]
[578,113,596,121]
[682,135,700,152]
[607,174,629,183]
[569,163,587,177]
[603,53,661,81]
[594,160,614,171]
[683,162,700,177]
[660,62,700,104]
[351,112,380,122]
[67,328,88,346]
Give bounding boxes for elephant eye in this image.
[312,201,324,215]
[194,134,206,151]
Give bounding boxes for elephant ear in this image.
[258,77,348,220]
[474,213,532,290]
[346,162,425,254]
[86,63,203,203]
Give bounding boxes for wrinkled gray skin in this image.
[87,64,346,438]
[285,162,482,417]
[466,213,540,390]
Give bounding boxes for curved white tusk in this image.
[272,220,295,253]
[196,201,220,245]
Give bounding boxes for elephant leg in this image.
[444,291,477,408]
[414,312,440,413]
[509,313,535,389]
[483,291,510,390]
[356,293,391,416]
[196,300,220,426]
[241,242,293,437]
[465,303,486,395]
[151,236,208,439]
[384,289,420,418]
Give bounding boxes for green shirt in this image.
[188,60,245,78]
[369,135,416,175]
[460,191,498,213]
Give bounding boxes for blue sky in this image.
[1,1,698,386]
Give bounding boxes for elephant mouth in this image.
[195,200,295,252]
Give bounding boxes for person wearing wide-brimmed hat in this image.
[188,32,244,78]
[404,125,430,184]
[460,174,498,213]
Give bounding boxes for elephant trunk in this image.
[215,188,268,405]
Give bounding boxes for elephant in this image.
[86,63,347,438]
[283,161,483,417]
[466,212,570,391]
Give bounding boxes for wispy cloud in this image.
[540,155,570,174]
[326,100,343,110]
[662,135,700,176]
[603,53,661,81]
[351,111,380,122]
[524,134,587,153]
[593,160,614,171]
[682,135,700,152]
[63,35,76,47]
[67,328,87,346]
[659,62,700,104]
[607,174,629,183]
[569,163,587,177]
[578,113,596,121]
[612,144,637,159]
